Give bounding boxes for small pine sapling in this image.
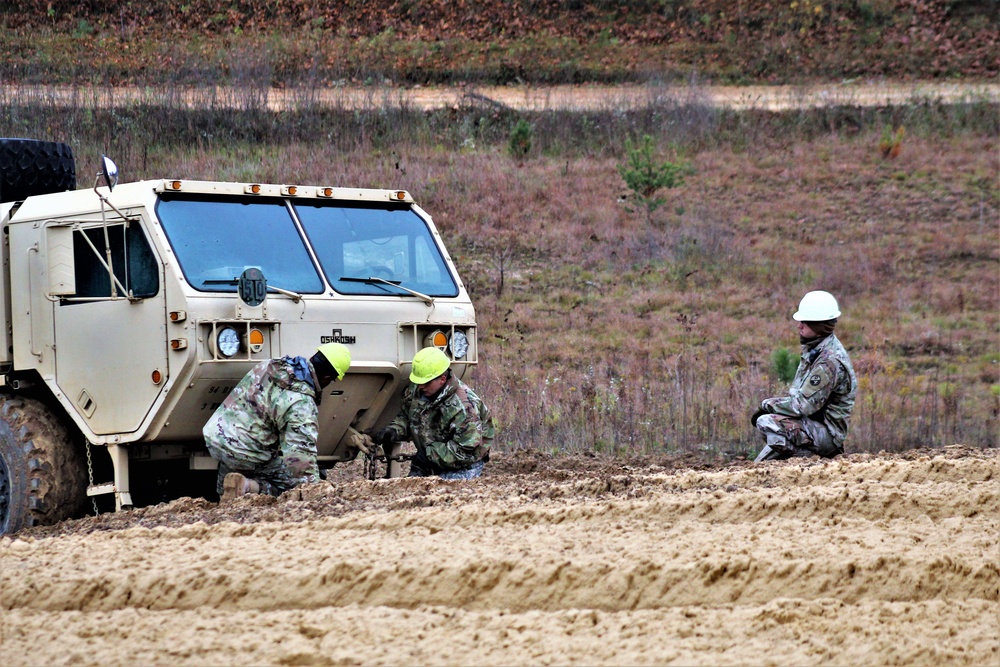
[508,119,533,161]
[618,135,689,226]
[770,347,800,384]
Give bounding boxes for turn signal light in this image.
[424,330,448,349]
[244,328,265,354]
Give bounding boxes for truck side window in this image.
[70,223,158,300]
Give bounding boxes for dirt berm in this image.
[1,446,997,666]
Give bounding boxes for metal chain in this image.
[363,445,414,481]
[364,446,380,481]
[85,442,98,515]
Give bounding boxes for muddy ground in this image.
[2,445,997,666]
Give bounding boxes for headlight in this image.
[449,331,469,359]
[215,326,241,358]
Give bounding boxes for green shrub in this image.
[508,118,533,160]
[770,347,799,384]
[617,134,689,226]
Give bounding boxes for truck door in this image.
[53,219,168,435]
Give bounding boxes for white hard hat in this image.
[793,290,841,321]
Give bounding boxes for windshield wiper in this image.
[339,276,435,305]
[203,278,304,303]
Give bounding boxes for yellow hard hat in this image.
[409,347,450,384]
[316,342,351,381]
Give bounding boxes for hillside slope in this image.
[2,0,997,84]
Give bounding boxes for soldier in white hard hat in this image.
[373,347,494,479]
[204,343,352,500]
[751,290,857,462]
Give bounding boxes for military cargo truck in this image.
[0,138,478,534]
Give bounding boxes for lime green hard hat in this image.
[316,342,352,381]
[409,347,450,384]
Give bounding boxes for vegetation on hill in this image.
[0,1,996,457]
[1,0,997,85]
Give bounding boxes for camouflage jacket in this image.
[203,356,321,483]
[386,375,494,472]
[762,334,857,447]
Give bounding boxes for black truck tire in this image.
[0,396,87,535]
[0,138,77,203]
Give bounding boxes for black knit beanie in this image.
[310,351,338,388]
[800,318,837,346]
[807,319,837,338]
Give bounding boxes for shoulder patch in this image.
[801,363,834,399]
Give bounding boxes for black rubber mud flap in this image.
[0,396,87,535]
[0,138,77,203]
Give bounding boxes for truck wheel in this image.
[0,396,87,535]
[0,139,76,203]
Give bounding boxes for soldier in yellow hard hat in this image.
[373,346,494,479]
[204,342,351,500]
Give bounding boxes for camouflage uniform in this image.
[384,375,494,478]
[756,334,857,458]
[203,356,322,496]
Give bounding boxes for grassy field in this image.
[2,82,997,458]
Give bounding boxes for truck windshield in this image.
[294,201,458,298]
[156,195,324,293]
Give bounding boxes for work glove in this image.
[374,427,399,446]
[750,405,768,428]
[345,429,373,455]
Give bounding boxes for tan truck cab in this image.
[0,140,477,533]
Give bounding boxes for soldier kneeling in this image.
[203,343,351,500]
[752,291,857,462]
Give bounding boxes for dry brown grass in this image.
[3,91,996,457]
[439,134,997,455]
[137,136,1000,455]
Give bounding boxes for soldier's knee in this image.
[283,456,311,477]
[755,414,785,437]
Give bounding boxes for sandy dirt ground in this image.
[6,81,999,112]
[1,445,997,666]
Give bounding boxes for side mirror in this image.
[100,155,118,191]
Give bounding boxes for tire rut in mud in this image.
[2,446,995,615]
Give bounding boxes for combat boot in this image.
[755,432,790,462]
[754,444,782,462]
[222,472,261,501]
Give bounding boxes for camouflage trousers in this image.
[207,445,301,497]
[408,458,485,480]
[755,413,841,461]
